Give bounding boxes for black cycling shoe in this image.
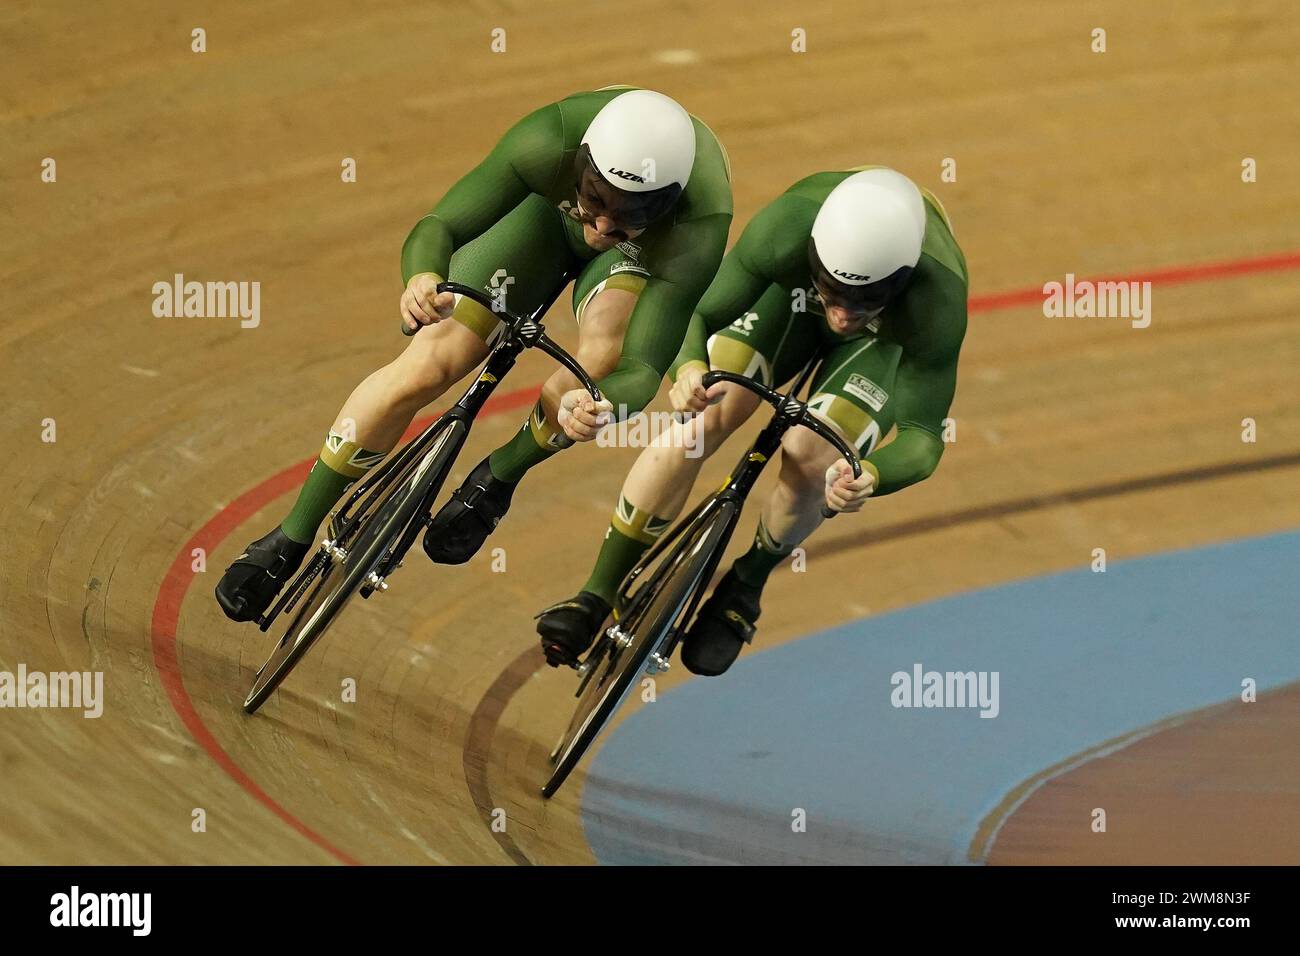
[422,456,517,565]
[680,569,763,677]
[536,591,612,668]
[214,526,311,623]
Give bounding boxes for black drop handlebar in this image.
[700,370,862,478]
[701,369,863,519]
[402,281,602,404]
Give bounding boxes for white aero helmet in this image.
[576,89,696,228]
[808,168,927,312]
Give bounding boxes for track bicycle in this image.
[243,278,599,714]
[541,358,861,796]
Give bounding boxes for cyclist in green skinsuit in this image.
[215,87,733,623]
[536,166,968,675]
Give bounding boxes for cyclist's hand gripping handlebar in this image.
[403,281,602,403]
[700,370,861,519]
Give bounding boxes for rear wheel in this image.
[243,422,462,714]
[541,503,735,797]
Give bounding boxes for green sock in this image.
[581,494,673,605]
[731,518,794,588]
[488,398,572,483]
[280,431,385,544]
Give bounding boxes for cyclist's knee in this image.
[780,425,841,492]
[540,349,613,408]
[671,384,757,460]
[387,321,486,408]
[538,332,627,415]
[711,385,762,434]
[544,288,637,402]
[577,285,639,333]
[685,404,738,460]
[574,339,623,384]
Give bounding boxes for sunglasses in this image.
[807,237,912,313]
[573,144,681,233]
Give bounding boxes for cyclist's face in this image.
[575,199,645,250]
[814,280,882,333]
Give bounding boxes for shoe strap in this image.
[535,599,583,619]
[720,608,757,644]
[457,481,488,508]
[230,546,292,579]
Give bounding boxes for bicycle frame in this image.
[542,347,874,794]
[612,358,862,654]
[257,275,595,632]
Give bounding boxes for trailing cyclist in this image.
[536,167,968,676]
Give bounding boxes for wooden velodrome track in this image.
[1,1,1297,864]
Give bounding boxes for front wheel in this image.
[541,502,735,798]
[243,421,463,714]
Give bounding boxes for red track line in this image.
[148,387,539,865]
[147,249,1300,864]
[968,251,1300,312]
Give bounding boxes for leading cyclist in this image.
[215,87,732,622]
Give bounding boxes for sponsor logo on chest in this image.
[610,261,650,277]
[843,372,888,411]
